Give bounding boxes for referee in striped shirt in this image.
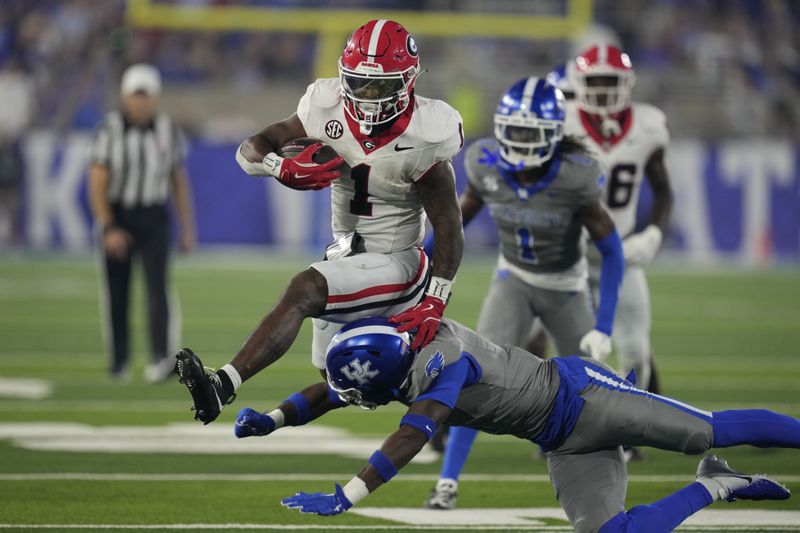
[88,64,196,382]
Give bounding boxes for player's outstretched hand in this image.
[622,225,662,267]
[234,408,275,438]
[281,483,353,516]
[389,295,446,351]
[579,329,612,360]
[273,143,344,191]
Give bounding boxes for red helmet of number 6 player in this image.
[339,19,420,135]
[570,44,636,115]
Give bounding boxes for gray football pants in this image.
[477,269,595,355]
[547,360,714,533]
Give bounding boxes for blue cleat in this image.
[696,455,791,503]
[729,477,792,502]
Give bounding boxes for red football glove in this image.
[389,295,446,351]
[273,143,344,191]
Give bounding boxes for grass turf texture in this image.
[0,254,798,531]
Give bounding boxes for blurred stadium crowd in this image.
[1,0,798,142]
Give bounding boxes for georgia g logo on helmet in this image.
[338,19,421,134]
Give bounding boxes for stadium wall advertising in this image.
[19,133,800,264]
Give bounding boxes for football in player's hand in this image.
[278,138,351,181]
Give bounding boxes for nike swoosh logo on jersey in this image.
[394,145,414,152]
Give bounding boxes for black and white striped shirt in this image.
[90,110,187,208]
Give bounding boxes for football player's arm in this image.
[238,114,307,168]
[169,165,196,253]
[417,161,464,281]
[644,148,672,231]
[233,382,346,438]
[621,148,673,266]
[282,357,471,516]
[423,184,484,258]
[580,200,624,357]
[390,162,463,350]
[89,163,131,260]
[236,114,342,188]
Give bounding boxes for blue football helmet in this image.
[546,63,575,98]
[494,76,565,170]
[325,317,413,410]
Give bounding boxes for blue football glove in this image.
[281,483,353,516]
[234,407,275,438]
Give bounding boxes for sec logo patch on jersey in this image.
[325,120,343,139]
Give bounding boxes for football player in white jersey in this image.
[175,19,466,425]
[565,44,674,396]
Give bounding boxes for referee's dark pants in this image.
[104,203,170,374]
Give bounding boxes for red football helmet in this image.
[339,19,420,134]
[570,44,636,114]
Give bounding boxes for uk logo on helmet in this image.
[325,120,343,139]
[340,359,380,385]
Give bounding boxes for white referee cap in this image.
[121,64,161,96]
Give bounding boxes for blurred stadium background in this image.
[0,0,799,531]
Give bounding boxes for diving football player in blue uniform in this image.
[235,317,796,533]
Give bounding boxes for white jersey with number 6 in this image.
[297,78,463,254]
[564,101,669,237]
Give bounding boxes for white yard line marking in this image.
[1,512,799,531]
[2,473,800,483]
[0,378,52,399]
[0,423,436,464]
[349,508,800,528]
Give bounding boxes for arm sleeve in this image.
[414,356,471,409]
[171,123,188,170]
[412,109,463,182]
[463,141,487,191]
[649,107,671,148]
[296,81,316,131]
[580,161,605,205]
[89,120,111,165]
[594,230,624,335]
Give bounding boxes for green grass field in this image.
[0,253,799,532]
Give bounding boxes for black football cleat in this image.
[175,348,234,424]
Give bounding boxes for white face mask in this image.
[494,113,564,169]
[575,72,635,115]
[339,61,417,134]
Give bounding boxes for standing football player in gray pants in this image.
[234,317,795,533]
[423,76,625,509]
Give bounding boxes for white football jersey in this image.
[297,78,463,254]
[564,101,669,236]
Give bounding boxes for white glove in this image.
[622,225,663,267]
[580,329,612,360]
